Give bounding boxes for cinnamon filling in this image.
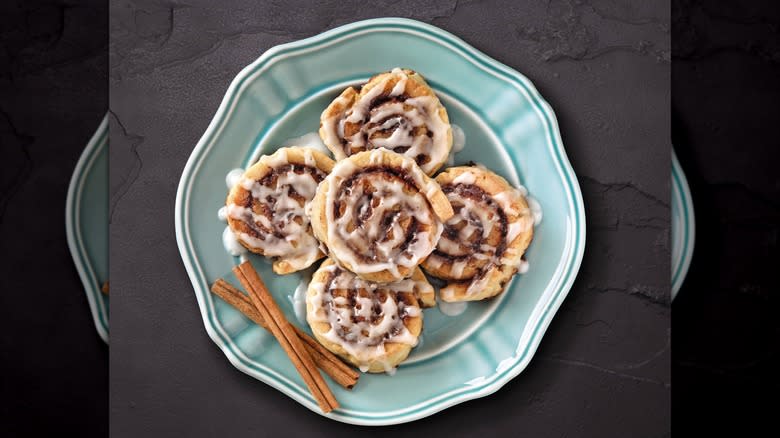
[320,267,417,347]
[432,183,509,272]
[332,167,431,265]
[227,160,327,271]
[320,68,451,175]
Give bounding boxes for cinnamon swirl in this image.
[319,68,452,176]
[306,259,427,373]
[225,147,335,274]
[309,148,454,283]
[421,165,534,301]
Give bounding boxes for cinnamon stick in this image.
[233,261,338,413]
[210,279,358,388]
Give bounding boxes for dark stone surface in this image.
[672,0,780,434]
[0,1,108,436]
[109,1,670,436]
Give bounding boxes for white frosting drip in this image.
[445,124,466,167]
[321,68,451,175]
[452,171,476,186]
[222,226,247,257]
[526,195,543,226]
[323,149,445,279]
[451,124,465,153]
[438,300,468,316]
[518,259,530,274]
[281,132,332,156]
[513,183,542,226]
[226,168,244,189]
[308,264,422,373]
[289,268,314,325]
[226,151,324,270]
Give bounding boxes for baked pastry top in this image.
[422,165,534,301]
[309,148,453,283]
[306,258,427,374]
[225,147,334,274]
[320,68,452,176]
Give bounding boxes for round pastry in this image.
[309,148,454,283]
[319,68,452,176]
[421,165,534,302]
[225,147,334,274]
[306,259,427,373]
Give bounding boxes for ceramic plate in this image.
[66,114,109,342]
[175,18,585,425]
[671,149,695,300]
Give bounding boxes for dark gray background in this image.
[671,0,780,434]
[110,1,670,436]
[1,1,107,436]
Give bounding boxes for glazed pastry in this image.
[306,259,428,373]
[225,147,334,274]
[421,165,534,302]
[309,148,454,283]
[319,68,452,176]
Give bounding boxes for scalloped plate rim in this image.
[671,148,695,300]
[175,17,585,425]
[65,114,109,343]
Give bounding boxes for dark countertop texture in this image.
[0,1,108,436]
[110,1,670,436]
[672,0,780,434]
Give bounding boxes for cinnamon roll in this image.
[319,68,453,176]
[225,147,335,274]
[306,259,428,373]
[421,165,534,302]
[309,148,454,283]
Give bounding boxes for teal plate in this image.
[66,114,109,343]
[175,18,585,425]
[671,149,695,300]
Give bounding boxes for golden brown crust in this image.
[319,68,452,176]
[334,147,454,221]
[319,87,357,138]
[226,147,335,274]
[306,259,424,373]
[309,149,453,283]
[238,147,335,181]
[421,165,534,301]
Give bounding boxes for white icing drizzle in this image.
[526,195,543,226]
[222,226,247,257]
[219,204,247,259]
[518,259,530,274]
[514,182,542,225]
[452,171,476,186]
[323,149,445,279]
[308,264,422,373]
[289,267,314,325]
[281,132,332,156]
[445,124,466,167]
[451,125,465,153]
[321,68,451,175]
[226,168,245,189]
[438,300,468,316]
[226,149,325,270]
[427,168,534,298]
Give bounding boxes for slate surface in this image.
[109,1,670,436]
[672,0,780,434]
[0,1,108,436]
